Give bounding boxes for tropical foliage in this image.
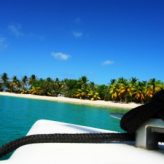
[0,73,164,103]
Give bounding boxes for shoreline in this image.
[0,92,141,110]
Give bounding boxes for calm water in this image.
[0,95,126,147]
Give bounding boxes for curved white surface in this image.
[0,120,164,164]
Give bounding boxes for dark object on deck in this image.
[120,90,164,133]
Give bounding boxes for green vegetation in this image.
[0,73,164,103]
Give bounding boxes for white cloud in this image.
[72,31,83,38]
[51,52,70,61]
[0,37,8,50]
[8,24,24,37]
[102,60,114,65]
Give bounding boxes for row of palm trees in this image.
[0,73,164,103]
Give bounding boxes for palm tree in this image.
[1,72,9,91]
[109,83,120,101]
[0,82,3,91]
[22,76,28,86]
[110,79,116,85]
[74,89,87,99]
[130,77,138,84]
[62,79,79,97]
[21,75,28,93]
[148,78,156,95]
[127,77,138,102]
[87,90,100,100]
[87,83,100,100]
[29,86,42,95]
[146,79,163,101]
[1,72,8,83]
[97,85,108,100]
[22,75,28,88]
[46,77,53,82]
[117,83,128,102]
[78,76,88,89]
[133,82,146,103]
[114,78,128,102]
[9,76,21,93]
[53,78,63,96]
[80,76,88,84]
[29,74,36,86]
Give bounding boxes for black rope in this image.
[0,90,164,158]
[0,133,135,158]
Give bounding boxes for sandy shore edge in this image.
[0,92,141,109]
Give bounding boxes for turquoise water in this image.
[0,95,126,147]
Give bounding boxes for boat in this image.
[0,119,163,164]
[1,90,164,163]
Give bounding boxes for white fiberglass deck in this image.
[0,120,164,164]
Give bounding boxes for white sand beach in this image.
[0,92,141,109]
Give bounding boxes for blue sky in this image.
[0,0,164,84]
